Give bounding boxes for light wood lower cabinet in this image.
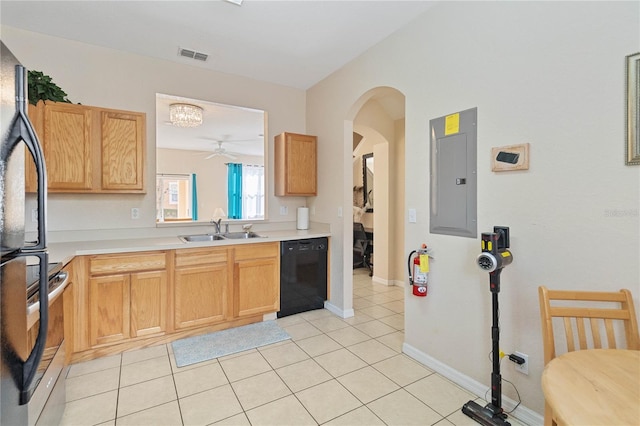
[87,251,168,348]
[234,243,280,318]
[68,242,280,359]
[174,247,230,330]
[130,270,167,338]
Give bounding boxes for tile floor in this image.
[60,269,526,425]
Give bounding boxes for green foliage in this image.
[27,70,71,105]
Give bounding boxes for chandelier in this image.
[169,103,203,127]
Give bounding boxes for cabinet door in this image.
[174,264,228,330]
[130,270,167,338]
[43,102,93,190]
[89,274,130,346]
[234,257,279,318]
[101,110,145,192]
[275,132,317,196]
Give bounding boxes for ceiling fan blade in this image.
[204,151,237,160]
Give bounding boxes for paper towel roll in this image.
[297,207,309,230]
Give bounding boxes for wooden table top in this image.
[541,349,640,426]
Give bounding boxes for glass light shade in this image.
[213,207,226,219]
[169,103,203,127]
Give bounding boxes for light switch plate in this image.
[409,208,417,223]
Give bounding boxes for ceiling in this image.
[0,0,436,90]
[2,1,426,153]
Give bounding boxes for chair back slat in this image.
[576,318,588,350]
[604,319,617,348]
[563,317,575,352]
[590,318,602,348]
[547,306,631,320]
[539,286,640,365]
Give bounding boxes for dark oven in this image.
[25,261,69,426]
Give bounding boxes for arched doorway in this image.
[345,87,406,316]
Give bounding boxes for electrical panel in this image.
[429,108,477,238]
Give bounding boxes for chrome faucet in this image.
[211,218,222,234]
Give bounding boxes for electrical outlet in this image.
[131,208,140,219]
[514,351,529,375]
[279,206,288,215]
[337,206,343,217]
[31,208,38,223]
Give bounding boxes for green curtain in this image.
[227,163,242,219]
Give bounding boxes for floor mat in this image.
[171,320,291,367]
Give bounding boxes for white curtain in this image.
[242,164,264,219]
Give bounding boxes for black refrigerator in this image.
[0,41,51,426]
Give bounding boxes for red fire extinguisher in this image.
[408,244,431,297]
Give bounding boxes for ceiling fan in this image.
[203,140,237,160]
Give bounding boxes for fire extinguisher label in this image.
[419,254,430,272]
[414,272,428,284]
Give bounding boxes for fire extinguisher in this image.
[408,244,431,297]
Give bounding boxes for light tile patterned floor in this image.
[60,269,526,425]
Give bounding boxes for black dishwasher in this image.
[278,237,328,318]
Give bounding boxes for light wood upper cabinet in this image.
[101,110,145,191]
[274,132,317,196]
[233,242,280,318]
[26,101,145,193]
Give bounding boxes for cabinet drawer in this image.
[175,247,228,268]
[234,242,279,261]
[89,252,166,275]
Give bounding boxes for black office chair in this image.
[353,222,373,276]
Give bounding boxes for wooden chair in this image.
[538,286,640,426]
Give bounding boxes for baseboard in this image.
[371,276,405,288]
[263,312,277,321]
[403,343,543,426]
[324,301,354,319]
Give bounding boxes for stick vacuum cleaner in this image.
[462,226,513,426]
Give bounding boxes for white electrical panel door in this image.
[429,108,477,238]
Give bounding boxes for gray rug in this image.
[171,320,291,367]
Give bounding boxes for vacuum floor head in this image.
[462,400,511,426]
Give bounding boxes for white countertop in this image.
[48,227,331,265]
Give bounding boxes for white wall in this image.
[307,0,639,418]
[0,26,307,238]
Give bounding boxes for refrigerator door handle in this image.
[7,65,48,252]
[19,252,49,405]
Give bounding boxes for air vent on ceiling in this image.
[178,48,209,62]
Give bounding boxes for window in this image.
[156,174,195,221]
[227,164,264,220]
[242,164,264,220]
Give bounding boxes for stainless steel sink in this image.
[222,231,264,239]
[178,234,226,243]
